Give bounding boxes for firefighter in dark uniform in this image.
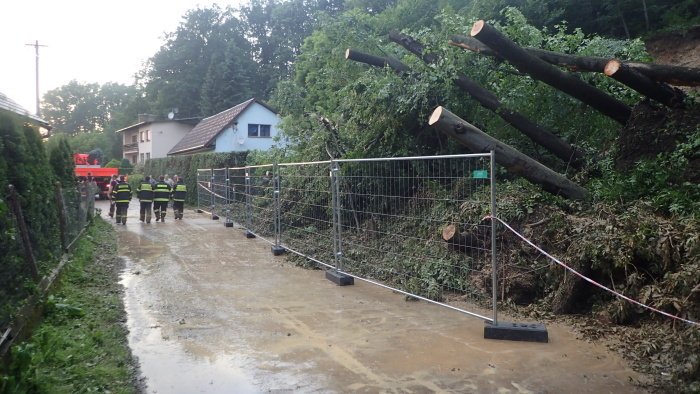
[153,175,172,222]
[112,175,132,225]
[137,175,155,223]
[171,176,187,220]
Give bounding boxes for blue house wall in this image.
[214,102,282,152]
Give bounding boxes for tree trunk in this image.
[442,224,483,254]
[617,0,631,40]
[344,49,409,73]
[604,59,686,107]
[386,31,585,169]
[451,34,700,87]
[388,30,439,63]
[428,106,588,200]
[454,76,585,169]
[470,21,631,124]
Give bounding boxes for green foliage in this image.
[104,159,121,168]
[0,113,64,329]
[0,220,138,393]
[275,5,650,172]
[591,128,700,218]
[200,41,257,116]
[119,158,133,175]
[42,81,137,135]
[47,135,76,188]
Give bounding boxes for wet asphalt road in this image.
[103,201,648,393]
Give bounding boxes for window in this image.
[140,153,145,162]
[146,130,151,141]
[131,135,138,143]
[146,152,151,160]
[248,124,272,138]
[140,131,145,142]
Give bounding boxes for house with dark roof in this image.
[168,98,281,156]
[0,91,51,133]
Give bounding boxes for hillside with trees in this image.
[39,0,699,391]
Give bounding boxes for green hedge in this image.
[0,112,74,328]
[142,151,248,205]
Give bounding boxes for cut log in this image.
[454,76,584,169]
[451,35,608,72]
[604,59,686,107]
[428,106,588,200]
[344,48,409,73]
[451,34,700,87]
[442,224,482,254]
[388,30,439,64]
[385,32,585,169]
[621,62,700,87]
[470,21,631,124]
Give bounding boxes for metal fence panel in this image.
[335,155,493,311]
[278,161,334,268]
[196,169,213,213]
[211,168,228,219]
[247,164,275,241]
[228,167,247,226]
[197,153,496,322]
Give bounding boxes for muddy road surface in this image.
[104,201,648,393]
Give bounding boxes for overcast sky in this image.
[2,0,239,115]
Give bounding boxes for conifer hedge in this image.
[0,112,75,328]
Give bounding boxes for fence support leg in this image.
[483,150,548,342]
[271,163,285,255]
[326,161,353,286]
[7,184,40,282]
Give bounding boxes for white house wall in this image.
[135,122,194,161]
[150,122,193,158]
[214,102,282,152]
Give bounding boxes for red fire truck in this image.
[74,153,119,199]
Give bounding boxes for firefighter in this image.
[112,175,132,225]
[153,175,172,222]
[171,175,187,220]
[137,175,155,223]
[107,174,118,218]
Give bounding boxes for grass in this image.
[0,218,140,393]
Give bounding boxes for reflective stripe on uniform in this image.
[172,183,187,201]
[113,183,132,203]
[153,182,171,202]
[137,182,155,202]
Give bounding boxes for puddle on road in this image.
[121,257,258,394]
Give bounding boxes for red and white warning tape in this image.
[485,215,699,327]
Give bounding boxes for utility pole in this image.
[25,40,47,117]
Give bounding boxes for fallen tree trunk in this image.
[385,32,585,169]
[344,49,409,73]
[428,106,588,200]
[442,224,483,254]
[604,59,686,107]
[451,35,687,107]
[470,21,631,124]
[388,30,439,64]
[451,34,700,87]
